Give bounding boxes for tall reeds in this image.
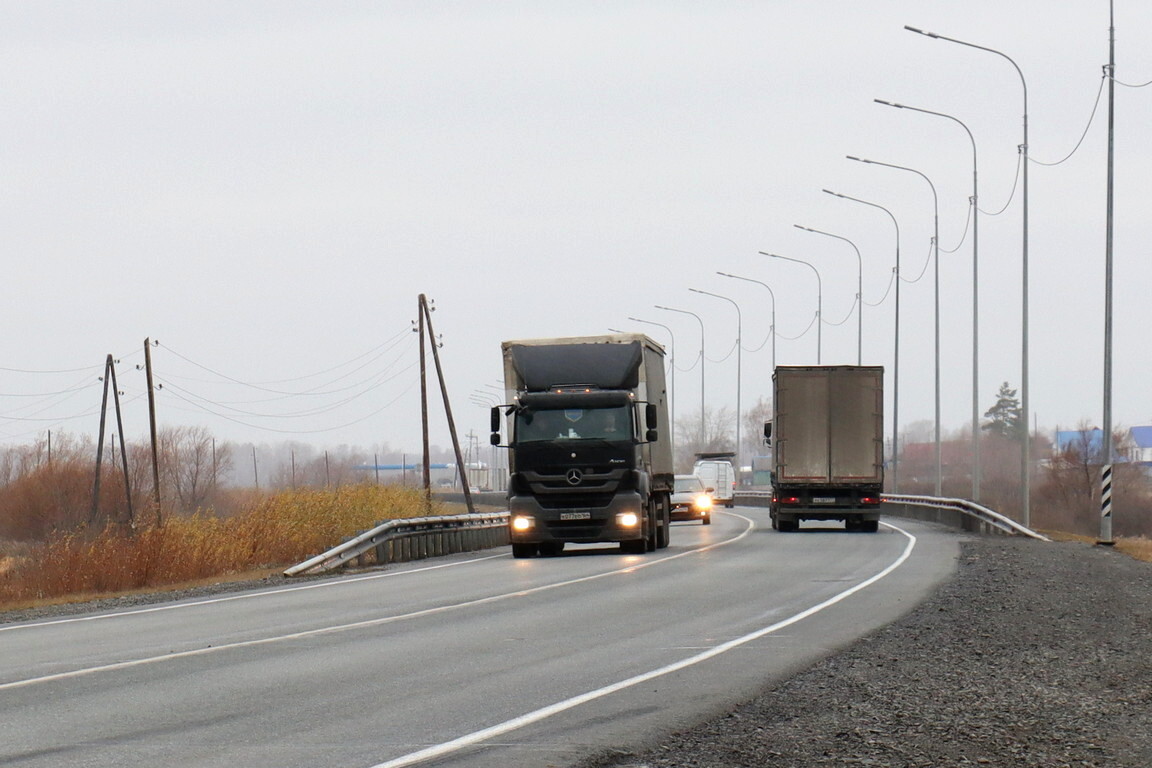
[0,483,440,609]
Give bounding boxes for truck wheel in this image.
[538,542,564,556]
[656,500,670,549]
[702,513,711,525]
[511,543,537,558]
[861,520,879,533]
[777,519,798,533]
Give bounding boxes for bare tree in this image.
[158,426,232,514]
[675,405,735,473]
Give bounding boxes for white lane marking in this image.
[0,514,756,690]
[368,521,918,768]
[0,554,507,633]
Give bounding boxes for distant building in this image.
[1127,426,1152,469]
[1055,428,1103,458]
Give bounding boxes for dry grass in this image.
[0,483,441,611]
[1116,536,1152,563]
[1038,530,1152,564]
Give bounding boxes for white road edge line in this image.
[368,520,918,768]
[0,513,756,690]
[0,554,508,633]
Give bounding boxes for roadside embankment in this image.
[582,535,1152,767]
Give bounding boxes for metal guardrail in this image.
[734,489,1048,540]
[882,494,1049,540]
[284,512,511,577]
[287,490,1047,577]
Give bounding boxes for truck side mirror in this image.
[490,406,502,446]
[646,429,658,442]
[646,403,658,429]
[763,421,773,444]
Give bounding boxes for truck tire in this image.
[511,543,537,558]
[538,542,564,556]
[656,498,670,549]
[777,518,799,533]
[861,519,879,533]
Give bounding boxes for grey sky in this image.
[2,1,1149,454]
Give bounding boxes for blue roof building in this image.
[1055,428,1104,458]
[1127,425,1152,467]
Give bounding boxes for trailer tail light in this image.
[861,496,882,505]
[779,496,800,505]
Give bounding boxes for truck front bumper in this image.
[508,492,646,545]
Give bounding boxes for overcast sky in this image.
[2,1,1149,456]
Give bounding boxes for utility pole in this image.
[144,338,162,525]
[91,355,133,525]
[91,357,113,524]
[417,296,432,509]
[420,294,475,514]
[108,356,133,525]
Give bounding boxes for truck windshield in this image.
[514,405,632,443]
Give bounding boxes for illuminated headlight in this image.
[616,512,641,527]
[511,516,535,531]
[693,495,713,512]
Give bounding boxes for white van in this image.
[692,458,736,508]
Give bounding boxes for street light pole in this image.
[822,189,901,492]
[717,271,776,372]
[1100,1,1116,544]
[759,252,822,364]
[847,155,941,497]
[690,288,743,465]
[876,98,981,502]
[905,23,1030,525]
[794,225,863,365]
[627,316,676,441]
[654,305,705,440]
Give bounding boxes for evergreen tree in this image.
[982,381,1024,439]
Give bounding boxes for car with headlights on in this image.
[670,474,713,525]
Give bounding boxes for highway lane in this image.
[0,507,961,767]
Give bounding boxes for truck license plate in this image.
[560,512,591,520]
[812,497,836,504]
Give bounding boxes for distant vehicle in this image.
[491,334,674,557]
[766,365,885,532]
[693,454,736,509]
[670,474,713,525]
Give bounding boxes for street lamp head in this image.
[846,155,869,164]
[822,188,843,198]
[904,25,938,38]
[875,98,903,108]
[793,224,813,232]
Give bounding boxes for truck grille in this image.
[520,466,626,497]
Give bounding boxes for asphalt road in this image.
[0,508,962,768]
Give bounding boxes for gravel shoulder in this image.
[581,535,1152,768]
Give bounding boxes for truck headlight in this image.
[511,516,535,531]
[616,512,640,527]
[693,495,713,512]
